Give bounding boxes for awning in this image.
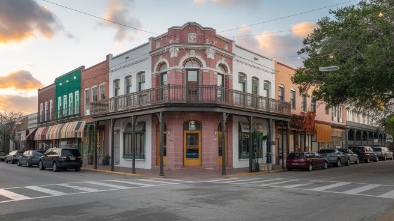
[34,127,49,141]
[23,128,37,141]
[47,124,65,140]
[315,123,332,142]
[60,121,86,138]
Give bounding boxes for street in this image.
[0,160,394,221]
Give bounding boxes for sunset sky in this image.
[0,0,357,115]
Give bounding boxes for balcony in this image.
[90,85,291,116]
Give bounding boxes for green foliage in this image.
[292,0,394,112]
[381,115,394,137]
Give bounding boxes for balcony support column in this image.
[159,112,165,176]
[94,121,98,169]
[110,118,117,171]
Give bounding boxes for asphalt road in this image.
[0,159,393,221]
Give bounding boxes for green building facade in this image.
[55,68,82,120]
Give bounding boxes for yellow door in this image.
[156,131,167,166]
[184,131,201,166]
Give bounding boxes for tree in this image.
[0,111,25,152]
[292,0,394,114]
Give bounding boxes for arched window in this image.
[185,60,200,68]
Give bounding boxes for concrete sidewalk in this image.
[81,164,284,180]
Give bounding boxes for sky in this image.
[0,0,359,115]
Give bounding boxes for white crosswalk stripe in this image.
[0,178,188,204]
[208,177,394,200]
[0,189,31,201]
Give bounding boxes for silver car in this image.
[338,148,360,164]
[317,148,349,167]
[373,147,394,161]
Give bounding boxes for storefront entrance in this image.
[218,132,227,166]
[156,131,167,166]
[184,131,201,166]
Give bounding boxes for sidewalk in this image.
[81,164,284,180]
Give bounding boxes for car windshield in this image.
[318,149,336,153]
[288,153,304,159]
[33,152,43,156]
[61,149,81,156]
[373,148,382,151]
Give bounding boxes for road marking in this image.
[379,190,394,199]
[106,180,155,187]
[258,179,299,187]
[282,183,313,188]
[216,178,261,184]
[309,182,350,191]
[234,178,284,185]
[206,178,239,183]
[56,184,100,192]
[0,189,31,201]
[85,181,129,189]
[25,186,67,196]
[342,184,381,194]
[136,179,180,185]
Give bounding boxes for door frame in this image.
[183,130,202,167]
[156,131,167,166]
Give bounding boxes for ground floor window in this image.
[123,122,145,159]
[239,122,264,159]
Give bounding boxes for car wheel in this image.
[345,158,351,166]
[75,167,81,172]
[26,160,31,167]
[355,158,359,164]
[38,161,45,170]
[4,159,8,163]
[53,162,60,172]
[365,157,370,163]
[17,160,21,166]
[322,161,328,169]
[336,158,341,167]
[307,164,313,172]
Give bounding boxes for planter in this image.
[102,159,110,165]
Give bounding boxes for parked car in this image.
[4,150,24,164]
[38,147,82,172]
[372,147,394,161]
[348,146,378,163]
[337,148,360,164]
[317,148,349,166]
[17,150,45,167]
[286,152,328,171]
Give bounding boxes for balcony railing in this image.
[90,85,291,116]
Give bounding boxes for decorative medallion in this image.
[188,33,197,43]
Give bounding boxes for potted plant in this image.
[102,154,110,165]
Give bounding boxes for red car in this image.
[286,152,328,171]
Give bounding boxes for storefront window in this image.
[123,122,145,159]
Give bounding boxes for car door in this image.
[20,151,28,165]
[41,149,53,167]
[347,149,357,162]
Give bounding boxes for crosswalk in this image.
[0,178,185,204]
[206,177,394,199]
[2,177,393,203]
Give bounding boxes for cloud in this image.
[100,0,142,43]
[0,95,37,114]
[193,0,206,3]
[291,22,318,38]
[0,0,61,43]
[235,25,306,68]
[0,70,44,90]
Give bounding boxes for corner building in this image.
[91,22,291,172]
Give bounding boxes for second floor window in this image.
[238,73,246,92]
[125,76,132,94]
[290,90,296,109]
[85,89,90,106]
[100,84,105,100]
[49,100,53,121]
[114,80,120,96]
[44,101,48,121]
[252,77,259,95]
[264,81,271,98]
[301,94,307,112]
[92,87,98,102]
[138,73,145,91]
[311,97,316,112]
[40,103,43,122]
[278,86,284,101]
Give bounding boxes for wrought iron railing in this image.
[90,85,291,116]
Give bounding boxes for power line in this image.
[218,0,357,33]
[41,0,158,36]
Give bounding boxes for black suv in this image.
[348,146,378,163]
[38,147,82,172]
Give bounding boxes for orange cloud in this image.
[0,70,43,90]
[292,22,318,38]
[101,0,142,42]
[0,95,37,114]
[235,25,304,68]
[0,0,61,43]
[193,0,206,3]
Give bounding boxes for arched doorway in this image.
[183,121,201,166]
